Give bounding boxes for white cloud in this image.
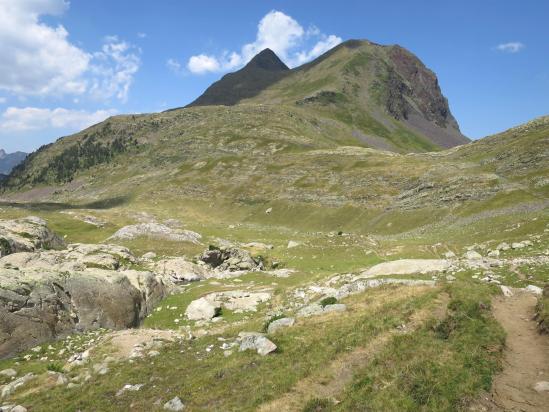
[89,36,141,103]
[0,97,6,104]
[186,10,342,74]
[0,1,140,101]
[0,106,116,132]
[166,58,184,74]
[137,32,147,39]
[496,42,524,53]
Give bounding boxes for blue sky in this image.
[0,0,547,153]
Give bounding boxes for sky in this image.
[0,0,547,153]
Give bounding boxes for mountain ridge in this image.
[187,39,468,150]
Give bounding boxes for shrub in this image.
[46,362,64,373]
[320,297,337,307]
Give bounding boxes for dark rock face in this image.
[382,46,469,148]
[186,49,290,107]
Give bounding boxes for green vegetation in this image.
[335,282,505,411]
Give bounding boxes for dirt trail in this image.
[479,289,549,411]
[258,291,449,412]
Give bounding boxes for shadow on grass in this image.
[0,195,131,211]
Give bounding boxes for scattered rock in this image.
[237,332,277,356]
[496,242,510,251]
[0,217,65,257]
[0,369,17,378]
[287,241,299,249]
[525,285,543,295]
[487,250,500,258]
[185,297,221,321]
[154,257,208,283]
[116,383,144,397]
[464,250,482,260]
[361,259,450,277]
[198,246,262,272]
[322,304,347,314]
[267,317,295,334]
[265,208,273,214]
[142,252,157,260]
[163,396,185,411]
[533,381,549,392]
[1,373,34,398]
[109,223,201,244]
[444,251,456,259]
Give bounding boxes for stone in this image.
[204,291,271,313]
[1,373,34,398]
[142,252,157,260]
[154,257,208,283]
[0,263,168,357]
[287,241,299,249]
[322,304,347,314]
[238,332,277,356]
[163,396,185,411]
[464,250,482,260]
[185,298,221,321]
[511,242,525,249]
[56,374,69,386]
[500,285,513,297]
[487,250,500,258]
[0,369,17,378]
[265,208,273,214]
[496,242,510,251]
[0,217,65,257]
[198,247,261,273]
[267,317,295,334]
[116,383,144,397]
[296,304,325,317]
[443,251,456,258]
[109,223,201,244]
[533,381,549,392]
[525,285,543,295]
[10,407,27,412]
[361,259,450,278]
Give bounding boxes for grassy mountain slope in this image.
[189,40,469,151]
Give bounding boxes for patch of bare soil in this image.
[476,289,549,411]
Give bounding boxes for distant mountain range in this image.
[0,149,27,175]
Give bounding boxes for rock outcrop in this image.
[198,246,263,272]
[0,216,65,257]
[0,218,169,358]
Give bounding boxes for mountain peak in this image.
[244,48,289,72]
[186,49,290,107]
[0,149,6,159]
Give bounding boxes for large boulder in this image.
[153,257,209,283]
[198,246,262,272]
[185,297,221,321]
[109,223,201,244]
[0,243,136,272]
[0,217,65,257]
[0,267,168,358]
[237,332,277,356]
[360,259,450,278]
